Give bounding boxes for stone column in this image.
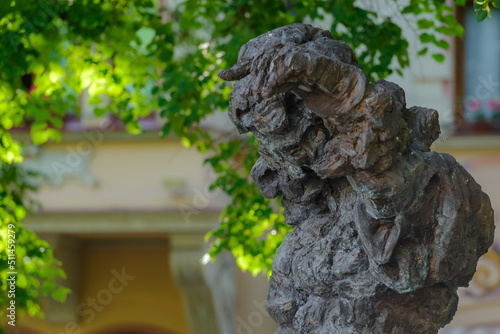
[169,233,235,334]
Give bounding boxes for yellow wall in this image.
[33,138,216,212]
[17,244,189,334]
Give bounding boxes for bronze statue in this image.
[218,23,495,333]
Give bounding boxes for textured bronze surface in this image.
[218,23,495,334]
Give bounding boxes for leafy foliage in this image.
[1,0,172,330]
[0,0,494,328]
[474,0,500,21]
[204,135,291,276]
[0,162,70,326]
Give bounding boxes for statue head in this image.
[218,24,440,180]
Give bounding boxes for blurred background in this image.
[1,0,499,333]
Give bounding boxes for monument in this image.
[218,24,495,333]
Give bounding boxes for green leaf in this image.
[432,53,446,63]
[49,116,64,129]
[474,1,491,21]
[31,121,48,132]
[161,123,171,138]
[47,128,62,142]
[182,136,192,148]
[417,19,434,29]
[401,6,414,14]
[43,280,57,294]
[493,0,500,8]
[16,273,28,289]
[26,301,41,317]
[94,107,107,117]
[182,133,198,148]
[32,130,49,145]
[454,0,466,5]
[435,26,454,36]
[14,205,26,220]
[433,39,450,49]
[51,287,71,303]
[476,8,489,21]
[443,14,458,27]
[418,47,428,56]
[2,117,14,130]
[125,122,143,135]
[197,141,207,154]
[158,97,167,107]
[419,33,436,43]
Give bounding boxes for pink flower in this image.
[488,99,500,111]
[467,99,481,112]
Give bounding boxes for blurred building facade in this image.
[14,127,277,334]
[8,2,500,334]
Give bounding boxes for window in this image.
[455,5,500,133]
[464,7,500,124]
